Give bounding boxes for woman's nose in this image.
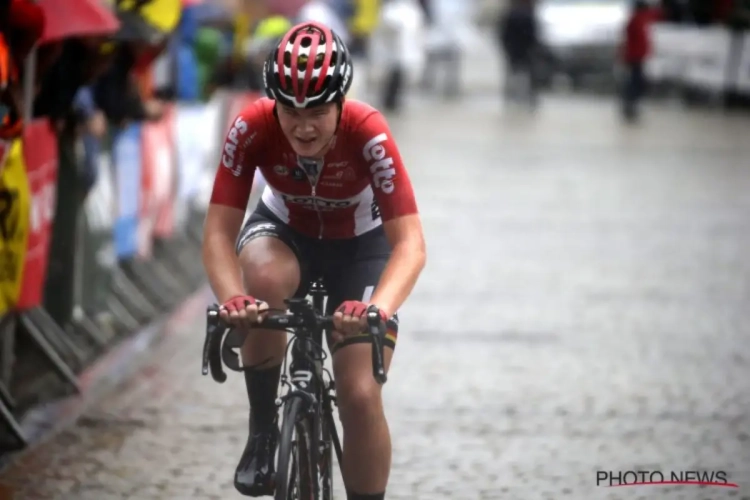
[298,119,314,132]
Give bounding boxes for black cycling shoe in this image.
[234,421,279,497]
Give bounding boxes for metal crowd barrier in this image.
[0,90,262,452]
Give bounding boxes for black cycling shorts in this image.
[236,201,398,353]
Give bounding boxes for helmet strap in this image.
[335,98,344,129]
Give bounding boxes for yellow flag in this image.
[0,139,30,315]
[118,0,183,34]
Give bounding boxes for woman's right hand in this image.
[219,295,269,329]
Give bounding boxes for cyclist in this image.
[202,21,426,500]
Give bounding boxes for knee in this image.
[336,378,383,428]
[240,256,298,304]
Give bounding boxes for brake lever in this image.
[204,304,227,383]
[202,305,220,376]
[366,307,387,385]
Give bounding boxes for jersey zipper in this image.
[310,183,324,239]
[300,157,325,239]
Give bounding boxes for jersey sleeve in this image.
[208,102,265,209]
[355,111,419,222]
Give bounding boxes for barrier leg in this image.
[0,397,26,450]
[18,313,80,393]
[0,317,23,448]
[187,214,204,245]
[0,315,15,388]
[120,259,172,309]
[0,382,15,410]
[180,235,204,285]
[71,210,115,349]
[27,309,88,369]
[154,237,198,290]
[112,267,159,320]
[106,295,141,332]
[146,258,187,299]
[70,306,112,348]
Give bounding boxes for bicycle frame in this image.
[202,285,387,499]
[281,282,343,497]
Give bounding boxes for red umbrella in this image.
[8,0,45,58]
[37,0,121,43]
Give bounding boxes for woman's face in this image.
[276,102,338,158]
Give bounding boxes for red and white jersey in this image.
[209,98,419,239]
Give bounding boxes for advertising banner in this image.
[682,27,732,92]
[140,107,177,256]
[195,93,228,212]
[174,103,209,228]
[646,24,692,83]
[112,124,142,260]
[735,34,750,95]
[647,24,734,93]
[152,106,177,239]
[17,120,58,311]
[0,139,29,315]
[81,152,116,315]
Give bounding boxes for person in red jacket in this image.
[620,0,659,122]
[1,0,45,138]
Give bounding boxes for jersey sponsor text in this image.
[222,117,251,176]
[362,133,395,194]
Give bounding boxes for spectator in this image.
[420,0,467,98]
[193,26,223,100]
[1,0,45,139]
[349,0,380,57]
[297,0,350,44]
[620,0,659,122]
[92,38,167,128]
[370,0,426,111]
[33,37,115,127]
[497,0,540,109]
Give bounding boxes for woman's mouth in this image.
[295,137,316,144]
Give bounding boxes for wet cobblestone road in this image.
[1,89,750,500]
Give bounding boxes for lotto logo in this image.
[362,133,395,194]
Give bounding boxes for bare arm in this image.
[202,203,248,303]
[203,102,266,303]
[345,108,425,320]
[369,214,427,317]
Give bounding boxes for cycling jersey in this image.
[210,97,418,239]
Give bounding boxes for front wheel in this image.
[276,397,316,500]
[319,409,336,500]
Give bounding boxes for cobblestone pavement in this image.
[2,88,750,499]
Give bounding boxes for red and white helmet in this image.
[263,21,353,109]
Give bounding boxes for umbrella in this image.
[37,0,121,43]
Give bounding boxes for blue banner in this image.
[112,124,142,260]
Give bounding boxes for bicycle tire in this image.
[276,397,316,500]
[319,410,336,500]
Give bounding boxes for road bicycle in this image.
[202,280,387,499]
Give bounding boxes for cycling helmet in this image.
[263,21,353,109]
